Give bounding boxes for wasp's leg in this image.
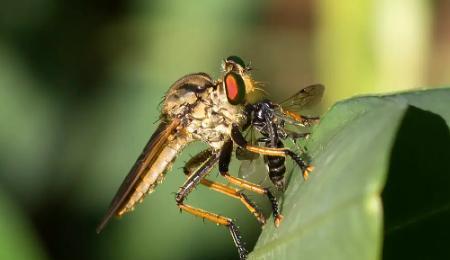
[219,140,283,227]
[176,153,248,260]
[183,149,266,224]
[284,110,320,127]
[231,124,313,180]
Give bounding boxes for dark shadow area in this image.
[382,105,450,259]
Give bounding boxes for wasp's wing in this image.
[238,158,268,183]
[236,146,259,160]
[236,124,260,161]
[237,125,269,182]
[279,84,325,112]
[96,118,180,233]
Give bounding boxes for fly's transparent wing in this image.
[96,118,180,233]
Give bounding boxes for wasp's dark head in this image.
[252,99,275,120]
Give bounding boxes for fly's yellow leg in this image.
[184,150,265,224]
[219,140,284,226]
[177,203,247,259]
[220,172,283,227]
[200,178,266,224]
[176,152,247,259]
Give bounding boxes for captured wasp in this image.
[97,56,322,259]
[238,84,324,189]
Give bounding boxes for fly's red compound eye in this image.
[224,72,246,105]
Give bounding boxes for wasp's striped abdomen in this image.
[266,140,286,189]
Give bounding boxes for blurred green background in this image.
[0,0,449,259]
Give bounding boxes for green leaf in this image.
[249,88,450,260]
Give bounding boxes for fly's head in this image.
[222,55,248,74]
[221,56,262,105]
[208,56,256,126]
[161,57,263,138]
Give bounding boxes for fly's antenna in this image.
[221,59,227,72]
[246,60,253,72]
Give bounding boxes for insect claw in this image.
[274,214,284,227]
[303,165,314,181]
[256,213,266,225]
[303,171,309,181]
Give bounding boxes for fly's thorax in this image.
[186,86,246,149]
[160,71,249,149]
[162,72,215,118]
[163,90,197,116]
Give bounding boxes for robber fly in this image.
[97,56,317,260]
[238,84,324,190]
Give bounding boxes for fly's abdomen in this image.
[118,135,188,216]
